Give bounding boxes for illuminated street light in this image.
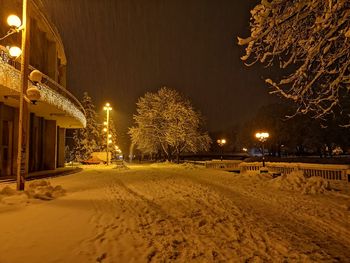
[0,15,23,42]
[255,132,269,167]
[103,103,112,111]
[115,145,122,155]
[255,132,269,142]
[217,139,226,146]
[103,102,112,165]
[7,15,22,28]
[8,46,22,57]
[217,138,226,161]
[0,2,29,190]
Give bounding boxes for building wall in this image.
[29,114,44,172]
[43,119,57,170]
[0,0,67,87]
[0,0,82,177]
[0,103,15,177]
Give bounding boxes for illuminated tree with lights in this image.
[129,87,211,162]
[239,0,350,125]
[72,92,100,161]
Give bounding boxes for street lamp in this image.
[8,46,22,57]
[7,15,22,28]
[1,3,29,191]
[217,138,226,161]
[103,103,112,165]
[0,14,23,41]
[255,132,269,167]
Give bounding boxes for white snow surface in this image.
[0,180,65,206]
[0,163,349,262]
[269,171,331,194]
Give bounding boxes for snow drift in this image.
[0,180,65,205]
[270,171,330,194]
[26,180,66,200]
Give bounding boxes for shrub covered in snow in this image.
[0,180,66,205]
[271,171,330,194]
[26,180,66,200]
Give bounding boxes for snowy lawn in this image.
[0,163,349,262]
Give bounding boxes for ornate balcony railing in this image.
[0,52,86,127]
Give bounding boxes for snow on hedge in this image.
[0,180,65,205]
[270,171,330,194]
[26,180,66,200]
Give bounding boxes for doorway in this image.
[1,120,13,177]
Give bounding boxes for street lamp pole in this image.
[103,103,112,165]
[217,138,226,161]
[261,143,265,167]
[17,0,29,190]
[255,132,269,168]
[2,3,42,190]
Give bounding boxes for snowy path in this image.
[0,163,349,262]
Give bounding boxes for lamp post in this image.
[115,145,122,159]
[1,2,29,191]
[17,0,29,191]
[103,103,112,165]
[217,138,226,161]
[255,132,269,167]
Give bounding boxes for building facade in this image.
[0,0,86,177]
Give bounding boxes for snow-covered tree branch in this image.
[239,0,350,124]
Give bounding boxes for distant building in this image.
[0,0,86,177]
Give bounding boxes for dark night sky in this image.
[43,0,276,141]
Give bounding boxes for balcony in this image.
[0,54,86,128]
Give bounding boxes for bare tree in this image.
[129,87,211,162]
[239,0,350,124]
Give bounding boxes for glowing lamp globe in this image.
[8,46,22,57]
[29,70,43,84]
[7,15,21,28]
[255,132,269,142]
[217,138,226,146]
[104,103,112,111]
[26,86,41,101]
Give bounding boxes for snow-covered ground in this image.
[0,163,349,262]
